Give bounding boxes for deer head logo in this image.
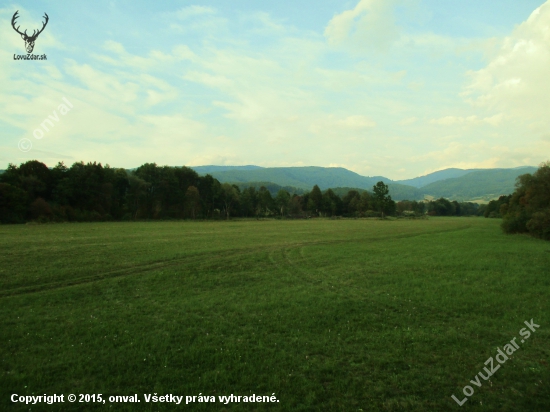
[11,10,49,54]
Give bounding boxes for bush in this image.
[64,205,77,221]
[501,211,529,234]
[0,183,28,223]
[90,211,103,222]
[526,209,550,240]
[29,197,52,220]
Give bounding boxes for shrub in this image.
[29,197,52,220]
[0,183,28,223]
[526,209,550,240]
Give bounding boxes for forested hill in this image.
[190,165,536,201]
[190,166,392,191]
[419,167,537,200]
[395,168,483,188]
[191,165,263,174]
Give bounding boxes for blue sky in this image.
[1,0,548,179]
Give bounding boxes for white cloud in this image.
[184,71,234,90]
[430,116,477,126]
[463,1,550,124]
[429,114,503,126]
[175,5,216,21]
[309,114,376,135]
[2,2,547,179]
[410,139,549,175]
[242,12,288,35]
[337,115,376,129]
[482,113,503,126]
[324,0,399,52]
[172,45,199,62]
[399,116,418,126]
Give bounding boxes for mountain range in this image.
[189,165,537,202]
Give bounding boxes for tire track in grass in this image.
[0,247,270,298]
[0,224,473,298]
[265,225,482,325]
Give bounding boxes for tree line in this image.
[479,162,549,240]
[499,162,550,240]
[0,160,397,223]
[4,160,546,227]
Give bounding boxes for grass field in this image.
[1,218,549,411]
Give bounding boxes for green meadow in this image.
[1,218,549,411]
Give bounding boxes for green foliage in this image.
[288,194,304,217]
[307,185,323,215]
[526,210,550,240]
[232,181,304,196]
[484,195,512,218]
[321,188,342,216]
[0,161,212,222]
[0,183,28,223]
[275,189,291,217]
[427,197,454,216]
[341,189,361,216]
[220,183,240,219]
[328,187,367,198]
[373,181,389,199]
[425,198,480,217]
[372,181,395,217]
[239,186,258,217]
[257,186,274,216]
[396,200,425,216]
[502,162,550,240]
[184,186,201,219]
[29,197,52,220]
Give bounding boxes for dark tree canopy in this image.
[372,181,395,217]
[501,162,550,240]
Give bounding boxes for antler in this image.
[11,11,49,40]
[31,13,49,39]
[11,10,27,37]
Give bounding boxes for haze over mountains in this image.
[190,165,537,202]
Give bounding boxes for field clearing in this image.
[0,218,549,411]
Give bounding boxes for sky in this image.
[1,0,548,180]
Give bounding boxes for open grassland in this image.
[0,218,549,411]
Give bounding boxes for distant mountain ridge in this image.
[190,166,393,191]
[395,166,536,189]
[395,168,483,188]
[419,167,537,200]
[190,165,263,174]
[189,165,537,201]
